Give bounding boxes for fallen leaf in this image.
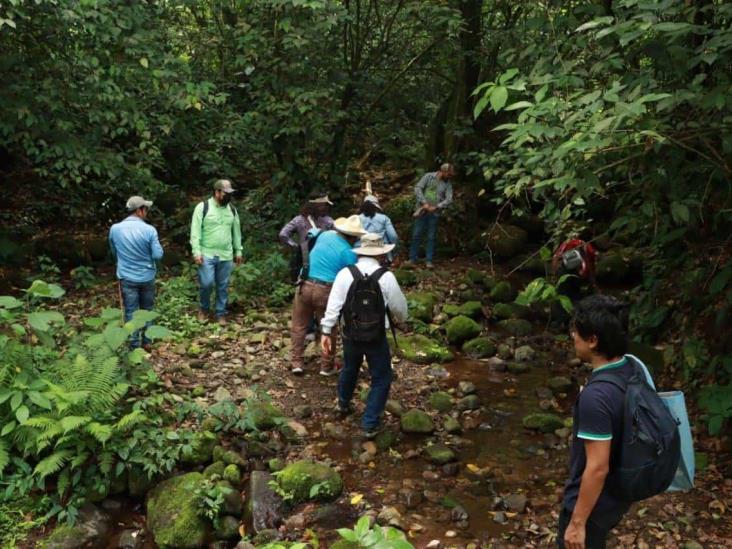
[466,463,481,473]
[351,493,363,505]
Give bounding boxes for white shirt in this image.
[321,256,408,335]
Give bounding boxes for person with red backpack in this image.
[320,233,408,439]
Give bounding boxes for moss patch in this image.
[146,472,210,549]
[275,461,343,503]
[393,334,453,364]
[445,315,482,344]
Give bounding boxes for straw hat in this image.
[363,194,382,210]
[355,233,395,256]
[333,215,367,237]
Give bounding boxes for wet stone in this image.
[514,345,536,362]
[293,405,313,419]
[457,395,480,411]
[548,376,573,394]
[507,362,530,374]
[535,387,553,400]
[386,399,405,416]
[457,381,476,396]
[399,488,423,509]
[504,493,528,513]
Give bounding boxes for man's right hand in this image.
[194,256,203,265]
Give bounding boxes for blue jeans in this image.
[338,336,392,430]
[120,279,155,348]
[198,256,234,318]
[409,212,439,262]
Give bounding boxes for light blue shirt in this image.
[109,216,164,283]
[307,230,357,283]
[358,213,398,248]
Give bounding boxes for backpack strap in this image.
[370,267,398,346]
[347,264,363,281]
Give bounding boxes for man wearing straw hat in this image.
[320,233,408,438]
[109,195,164,351]
[290,215,365,376]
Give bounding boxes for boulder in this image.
[445,315,481,344]
[146,473,210,548]
[548,376,574,394]
[429,391,453,412]
[400,409,435,434]
[458,301,483,319]
[596,249,640,283]
[424,444,457,465]
[507,362,531,374]
[497,319,532,337]
[441,303,462,318]
[385,400,405,416]
[522,413,564,433]
[457,381,476,396]
[492,302,530,320]
[485,224,528,258]
[394,268,417,287]
[489,281,517,303]
[223,464,241,485]
[407,292,439,323]
[203,461,227,479]
[181,431,217,465]
[462,337,496,358]
[217,480,244,516]
[247,401,284,430]
[247,471,284,533]
[393,334,453,364]
[457,395,480,411]
[466,268,495,288]
[214,516,240,541]
[42,505,110,549]
[514,345,536,362]
[275,461,343,503]
[374,430,398,451]
[443,416,462,434]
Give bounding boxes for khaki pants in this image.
[290,281,337,370]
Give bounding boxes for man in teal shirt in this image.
[190,179,243,325]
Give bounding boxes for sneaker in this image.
[320,362,342,377]
[217,316,227,326]
[362,424,384,439]
[197,310,209,323]
[425,262,434,269]
[291,366,304,375]
[305,332,316,342]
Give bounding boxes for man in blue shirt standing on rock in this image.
[407,163,454,268]
[109,196,164,351]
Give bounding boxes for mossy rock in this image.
[442,303,462,318]
[203,461,227,479]
[393,334,453,364]
[445,315,482,344]
[492,302,530,320]
[458,301,483,319]
[330,541,361,549]
[400,409,435,434]
[466,268,494,288]
[275,461,343,503]
[507,362,531,374]
[548,376,574,394]
[191,385,206,398]
[217,480,243,515]
[489,281,517,303]
[394,268,417,287]
[522,413,564,433]
[462,337,497,358]
[484,224,528,258]
[374,430,398,451]
[424,444,457,465]
[223,464,241,485]
[497,319,533,337]
[596,250,635,282]
[146,472,210,549]
[247,401,284,430]
[181,430,217,465]
[429,391,453,412]
[213,515,240,541]
[268,457,285,472]
[42,526,87,549]
[407,292,439,323]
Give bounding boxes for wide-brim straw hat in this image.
[363,194,382,210]
[355,233,395,256]
[333,215,367,237]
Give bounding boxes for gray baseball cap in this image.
[126,196,153,211]
[213,179,236,193]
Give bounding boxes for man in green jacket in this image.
[190,179,243,325]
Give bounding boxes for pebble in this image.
[457,381,476,396]
[362,441,377,456]
[445,530,457,538]
[423,470,440,481]
[426,541,441,548]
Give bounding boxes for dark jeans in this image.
[557,506,625,549]
[409,212,439,262]
[120,279,155,348]
[198,256,234,318]
[338,336,392,430]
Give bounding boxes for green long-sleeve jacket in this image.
[190,198,243,261]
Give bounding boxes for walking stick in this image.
[117,280,125,323]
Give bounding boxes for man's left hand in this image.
[235,256,243,266]
[564,521,585,549]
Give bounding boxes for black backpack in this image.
[290,230,324,284]
[589,356,681,502]
[341,266,396,343]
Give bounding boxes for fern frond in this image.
[34,450,73,478]
[0,439,9,475]
[115,410,147,431]
[86,422,112,444]
[57,468,70,498]
[24,417,56,430]
[59,416,91,434]
[69,451,89,469]
[98,451,114,475]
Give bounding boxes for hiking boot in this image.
[217,316,227,326]
[197,310,209,323]
[425,262,434,269]
[291,365,304,375]
[362,424,384,439]
[335,404,354,418]
[319,363,341,377]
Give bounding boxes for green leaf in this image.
[145,325,172,340]
[140,57,149,68]
[654,22,692,33]
[0,440,8,475]
[473,94,490,119]
[10,392,22,411]
[0,296,23,309]
[670,202,690,225]
[28,311,65,332]
[708,415,723,436]
[26,280,65,299]
[127,347,147,364]
[337,529,357,542]
[15,405,30,424]
[27,391,52,410]
[710,268,732,295]
[490,86,508,112]
[131,309,159,323]
[101,308,122,321]
[505,101,533,111]
[1,421,16,437]
[492,123,518,131]
[498,68,519,84]
[104,324,130,350]
[575,17,613,33]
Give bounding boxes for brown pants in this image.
[290,281,337,370]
